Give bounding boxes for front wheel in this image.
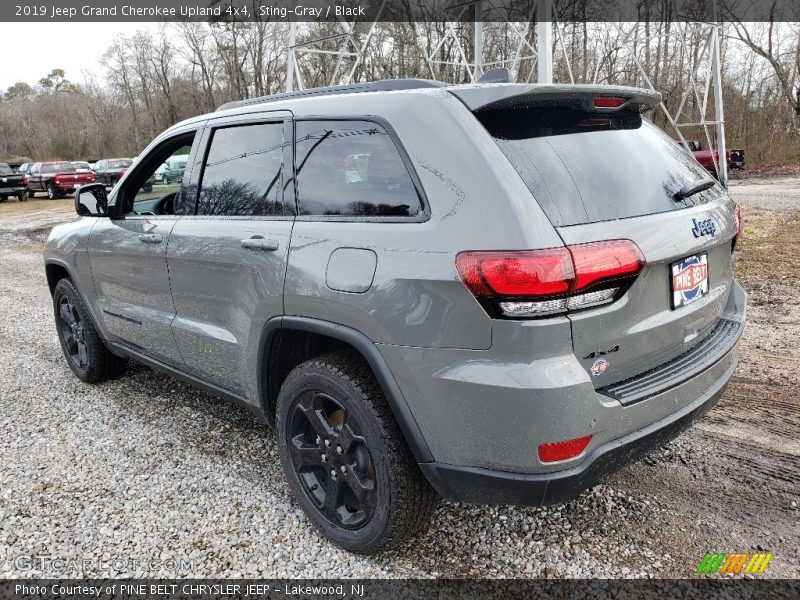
[46,184,57,199]
[276,352,438,554]
[27,189,35,198]
[17,191,28,201]
[53,278,127,382]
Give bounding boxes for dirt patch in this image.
[0,197,75,233]
[611,206,800,577]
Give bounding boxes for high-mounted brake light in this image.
[456,240,645,318]
[593,96,625,109]
[538,434,592,463]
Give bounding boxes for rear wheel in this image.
[46,184,57,199]
[276,352,438,554]
[27,189,35,198]
[53,278,127,382]
[17,191,28,201]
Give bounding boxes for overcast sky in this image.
[0,23,158,90]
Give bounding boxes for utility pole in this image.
[537,0,553,84]
[474,0,483,79]
[286,22,296,92]
[708,0,727,186]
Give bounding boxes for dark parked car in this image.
[92,158,133,187]
[0,162,28,201]
[45,78,745,554]
[26,161,95,199]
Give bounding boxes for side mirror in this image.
[75,183,108,217]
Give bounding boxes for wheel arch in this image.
[45,260,74,295]
[258,316,434,463]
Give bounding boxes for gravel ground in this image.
[0,178,798,579]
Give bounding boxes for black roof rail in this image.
[216,78,448,112]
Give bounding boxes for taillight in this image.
[538,434,592,463]
[732,204,743,251]
[22,175,27,184]
[593,96,625,109]
[119,170,126,178]
[456,240,644,318]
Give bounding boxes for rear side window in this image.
[294,120,422,218]
[198,122,285,216]
[42,162,75,174]
[478,108,716,226]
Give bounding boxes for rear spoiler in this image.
[449,84,661,114]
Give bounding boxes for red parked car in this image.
[25,161,95,199]
[684,140,744,174]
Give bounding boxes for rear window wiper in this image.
[674,178,715,200]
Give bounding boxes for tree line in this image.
[0,17,798,168]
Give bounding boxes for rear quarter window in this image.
[477,107,718,226]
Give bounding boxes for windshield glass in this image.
[0,164,13,175]
[477,108,717,226]
[109,159,132,169]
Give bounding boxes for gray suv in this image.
[43,79,746,554]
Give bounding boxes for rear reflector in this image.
[593,96,625,108]
[538,435,592,463]
[456,240,644,318]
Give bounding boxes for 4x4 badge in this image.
[691,217,716,238]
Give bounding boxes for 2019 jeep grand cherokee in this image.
[44,79,746,554]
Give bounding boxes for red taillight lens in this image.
[593,96,625,108]
[569,240,645,291]
[538,434,592,463]
[456,240,644,318]
[456,248,574,298]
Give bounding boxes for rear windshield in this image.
[477,107,716,226]
[109,159,132,168]
[42,162,75,174]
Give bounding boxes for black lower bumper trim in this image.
[419,360,734,506]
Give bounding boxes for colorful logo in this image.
[696,552,773,574]
[672,255,708,304]
[589,358,608,376]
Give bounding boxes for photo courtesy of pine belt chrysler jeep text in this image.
[43,74,747,554]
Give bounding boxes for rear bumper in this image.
[404,281,746,505]
[420,357,734,506]
[0,186,27,194]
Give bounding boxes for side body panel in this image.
[167,112,294,397]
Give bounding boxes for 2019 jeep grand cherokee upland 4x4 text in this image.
[43,79,746,554]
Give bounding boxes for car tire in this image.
[53,278,127,383]
[27,189,35,198]
[0,194,6,202]
[276,351,438,554]
[17,191,28,201]
[161,175,168,184]
[46,184,57,199]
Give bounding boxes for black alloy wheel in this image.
[275,352,438,554]
[288,390,378,529]
[57,294,89,370]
